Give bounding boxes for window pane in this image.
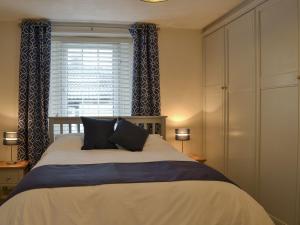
[49,38,133,117]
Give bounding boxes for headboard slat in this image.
[152,123,156,134]
[48,116,167,143]
[77,124,80,133]
[60,124,63,134]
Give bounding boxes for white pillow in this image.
[54,133,84,141]
[142,134,171,152]
[51,133,84,149]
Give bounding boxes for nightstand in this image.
[0,161,29,203]
[188,154,207,163]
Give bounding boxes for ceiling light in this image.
[141,0,168,3]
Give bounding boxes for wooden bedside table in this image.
[0,161,29,203]
[188,154,207,163]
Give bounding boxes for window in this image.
[49,37,133,117]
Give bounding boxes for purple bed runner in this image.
[1,161,233,206]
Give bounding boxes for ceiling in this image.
[0,0,243,29]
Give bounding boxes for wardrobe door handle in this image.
[221,86,227,90]
[297,76,300,80]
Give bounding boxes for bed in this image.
[0,116,274,225]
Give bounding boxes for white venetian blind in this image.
[49,36,133,117]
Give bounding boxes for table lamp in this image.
[175,128,190,153]
[3,132,18,164]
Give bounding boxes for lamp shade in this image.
[175,128,190,141]
[3,132,18,145]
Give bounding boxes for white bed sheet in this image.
[0,134,274,225]
[35,134,192,168]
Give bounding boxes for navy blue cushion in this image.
[81,117,117,150]
[109,119,149,151]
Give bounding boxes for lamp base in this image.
[5,161,17,165]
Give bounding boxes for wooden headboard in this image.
[48,116,167,143]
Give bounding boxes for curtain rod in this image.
[19,21,160,30]
[52,22,131,29]
[52,22,160,30]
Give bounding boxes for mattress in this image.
[0,134,274,225]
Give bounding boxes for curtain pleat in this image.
[129,23,161,116]
[17,19,51,167]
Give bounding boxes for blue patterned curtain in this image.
[17,20,51,167]
[129,23,161,116]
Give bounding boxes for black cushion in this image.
[109,119,149,151]
[81,117,117,150]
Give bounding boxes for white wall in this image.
[0,21,20,161]
[159,28,203,155]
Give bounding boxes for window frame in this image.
[49,35,133,117]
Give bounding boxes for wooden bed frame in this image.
[48,116,167,143]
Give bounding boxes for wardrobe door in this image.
[226,11,256,197]
[204,28,226,173]
[258,0,299,224]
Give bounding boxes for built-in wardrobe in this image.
[203,0,300,224]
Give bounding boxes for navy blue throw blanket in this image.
[1,161,233,206]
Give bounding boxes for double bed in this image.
[0,116,274,225]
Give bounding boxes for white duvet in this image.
[0,134,274,225]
